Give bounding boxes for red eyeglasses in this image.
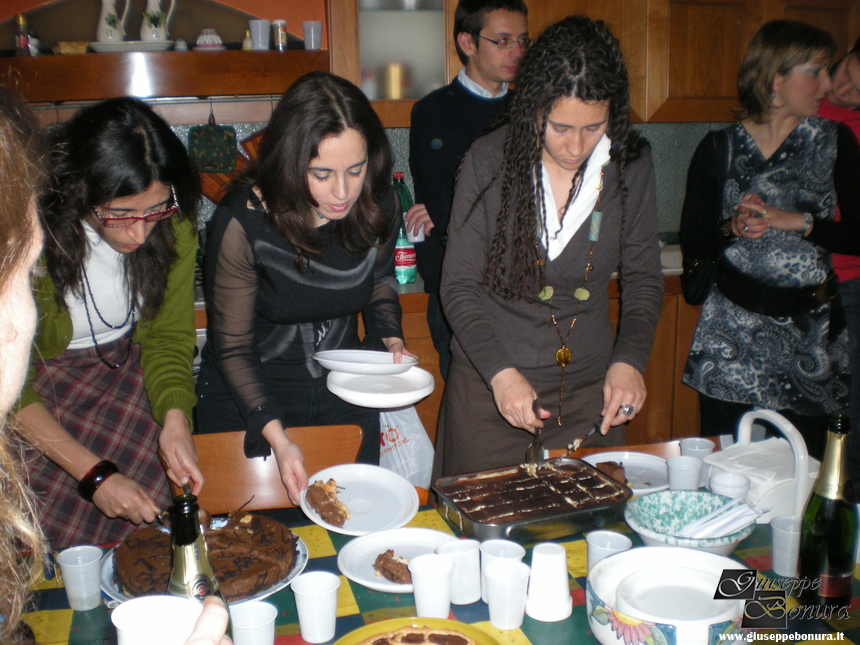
[93,187,179,228]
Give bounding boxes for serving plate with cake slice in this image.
[581,451,669,495]
[300,464,419,536]
[334,617,500,645]
[336,527,457,593]
[100,513,308,605]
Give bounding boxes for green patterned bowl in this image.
[624,490,754,556]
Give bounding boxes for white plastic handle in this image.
[735,408,810,517]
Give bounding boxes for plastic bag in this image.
[379,406,434,489]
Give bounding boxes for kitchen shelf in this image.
[1,49,329,103]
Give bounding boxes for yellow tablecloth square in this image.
[561,539,588,578]
[23,608,73,644]
[474,621,531,645]
[292,524,336,558]
[406,510,455,534]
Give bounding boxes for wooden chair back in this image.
[176,424,363,515]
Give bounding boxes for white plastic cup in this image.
[408,553,453,618]
[436,539,481,605]
[586,530,632,572]
[485,560,530,630]
[667,455,704,490]
[248,19,271,50]
[291,571,340,644]
[405,218,425,243]
[771,515,802,578]
[302,21,323,50]
[230,601,277,645]
[680,437,716,487]
[525,542,572,622]
[56,545,103,611]
[111,595,203,645]
[479,539,526,603]
[709,471,751,499]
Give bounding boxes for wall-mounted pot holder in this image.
[187,112,237,173]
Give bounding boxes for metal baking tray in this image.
[433,457,631,544]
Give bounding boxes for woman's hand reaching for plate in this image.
[263,421,308,505]
[383,337,418,364]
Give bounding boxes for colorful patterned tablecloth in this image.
[23,507,860,645]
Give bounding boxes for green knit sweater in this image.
[15,216,198,426]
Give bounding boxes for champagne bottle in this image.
[167,493,230,612]
[798,415,858,607]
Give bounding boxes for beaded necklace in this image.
[82,269,135,369]
[536,168,605,426]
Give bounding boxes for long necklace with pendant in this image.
[82,269,135,369]
[537,169,604,425]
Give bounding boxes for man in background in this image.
[819,36,860,490]
[406,0,529,380]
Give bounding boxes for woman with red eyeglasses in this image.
[11,97,205,549]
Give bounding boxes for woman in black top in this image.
[196,72,410,503]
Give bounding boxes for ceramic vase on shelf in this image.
[96,0,130,42]
[140,0,176,42]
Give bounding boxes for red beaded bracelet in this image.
[77,460,119,502]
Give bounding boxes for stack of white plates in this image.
[314,349,434,408]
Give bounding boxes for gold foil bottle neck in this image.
[814,430,850,501]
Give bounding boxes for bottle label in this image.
[394,248,416,266]
[818,572,852,599]
[168,539,220,600]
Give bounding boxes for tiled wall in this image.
[176,121,731,239]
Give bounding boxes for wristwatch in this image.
[800,212,814,237]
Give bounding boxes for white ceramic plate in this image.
[314,349,418,375]
[100,535,308,606]
[615,566,737,625]
[582,451,669,495]
[337,528,457,593]
[90,40,173,53]
[326,368,434,409]
[300,464,419,536]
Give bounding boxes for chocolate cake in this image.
[373,550,411,584]
[305,478,350,527]
[595,461,627,485]
[114,512,298,602]
[435,460,629,524]
[355,625,476,645]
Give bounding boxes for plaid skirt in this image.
[25,334,171,549]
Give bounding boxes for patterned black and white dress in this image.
[683,117,852,416]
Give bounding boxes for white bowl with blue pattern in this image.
[587,546,747,645]
[624,490,755,556]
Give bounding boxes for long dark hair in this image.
[41,97,200,319]
[251,72,393,270]
[481,15,644,300]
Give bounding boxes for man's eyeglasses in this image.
[93,187,179,228]
[476,35,532,50]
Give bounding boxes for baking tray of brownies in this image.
[433,457,632,543]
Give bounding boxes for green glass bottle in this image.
[167,493,232,628]
[798,415,857,607]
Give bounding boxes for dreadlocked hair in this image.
[482,15,645,301]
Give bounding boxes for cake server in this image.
[525,397,545,465]
[569,421,601,453]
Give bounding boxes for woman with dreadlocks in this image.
[433,15,664,477]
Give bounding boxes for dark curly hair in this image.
[41,97,200,319]
[481,15,644,300]
[250,72,393,270]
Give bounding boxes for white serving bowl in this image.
[625,490,755,556]
[586,546,746,645]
